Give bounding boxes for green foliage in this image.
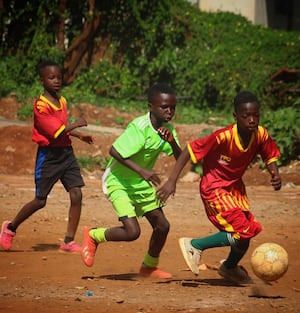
[0,0,299,164]
[261,107,300,165]
[63,60,140,103]
[17,103,34,120]
[76,155,110,171]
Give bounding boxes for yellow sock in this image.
[89,228,107,243]
[142,253,159,268]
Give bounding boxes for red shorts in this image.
[201,186,262,239]
[208,208,262,240]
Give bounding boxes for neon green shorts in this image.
[106,186,162,219]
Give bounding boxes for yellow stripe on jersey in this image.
[54,124,65,139]
[216,213,234,232]
[36,100,47,113]
[187,143,197,164]
[266,157,279,165]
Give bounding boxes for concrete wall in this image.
[199,0,268,26]
[198,0,300,30]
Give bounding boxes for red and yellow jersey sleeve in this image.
[32,95,71,147]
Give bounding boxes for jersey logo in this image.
[242,226,250,233]
[218,154,231,165]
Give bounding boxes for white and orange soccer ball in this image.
[250,242,288,282]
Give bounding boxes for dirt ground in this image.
[0,97,299,313]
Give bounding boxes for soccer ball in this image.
[250,243,288,282]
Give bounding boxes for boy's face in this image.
[39,65,62,94]
[149,93,176,125]
[233,101,260,134]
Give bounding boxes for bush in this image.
[0,1,299,164]
[262,107,300,165]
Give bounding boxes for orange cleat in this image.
[81,226,98,267]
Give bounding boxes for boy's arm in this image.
[156,146,191,202]
[69,130,94,144]
[63,117,94,144]
[266,161,281,191]
[110,146,161,186]
[157,126,181,159]
[65,117,87,133]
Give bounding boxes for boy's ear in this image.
[233,112,237,120]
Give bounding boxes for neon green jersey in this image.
[102,112,179,194]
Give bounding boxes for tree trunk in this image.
[57,0,67,51]
[63,0,101,84]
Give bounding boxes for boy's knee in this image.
[126,228,141,241]
[69,187,82,202]
[156,220,170,234]
[35,197,47,209]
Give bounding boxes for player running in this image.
[157,91,281,284]
[81,83,181,278]
[0,60,94,253]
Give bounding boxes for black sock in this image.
[64,236,74,244]
[7,223,16,233]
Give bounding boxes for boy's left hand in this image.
[157,127,173,142]
[81,134,94,144]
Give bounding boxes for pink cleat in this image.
[0,221,16,250]
[60,241,82,253]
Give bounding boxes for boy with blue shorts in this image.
[81,83,181,278]
[0,60,94,253]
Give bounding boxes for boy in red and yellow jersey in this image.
[157,91,281,283]
[0,60,94,253]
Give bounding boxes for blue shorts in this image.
[34,146,84,198]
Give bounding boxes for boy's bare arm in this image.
[65,117,88,133]
[156,147,191,202]
[157,127,181,159]
[109,146,161,186]
[70,131,94,144]
[267,162,281,191]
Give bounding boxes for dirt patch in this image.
[0,175,299,313]
[0,97,299,313]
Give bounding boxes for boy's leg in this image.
[139,208,172,278]
[59,148,85,252]
[0,197,46,250]
[179,231,230,275]
[81,217,141,267]
[60,187,82,253]
[144,208,170,257]
[223,238,250,269]
[218,238,252,284]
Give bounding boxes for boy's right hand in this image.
[157,179,176,202]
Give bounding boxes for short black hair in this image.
[147,83,175,103]
[38,60,60,76]
[233,91,259,111]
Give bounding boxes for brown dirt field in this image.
[0,97,299,313]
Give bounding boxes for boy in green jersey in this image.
[81,83,181,278]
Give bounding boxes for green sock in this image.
[224,239,250,269]
[89,228,107,243]
[191,231,230,250]
[142,253,159,268]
